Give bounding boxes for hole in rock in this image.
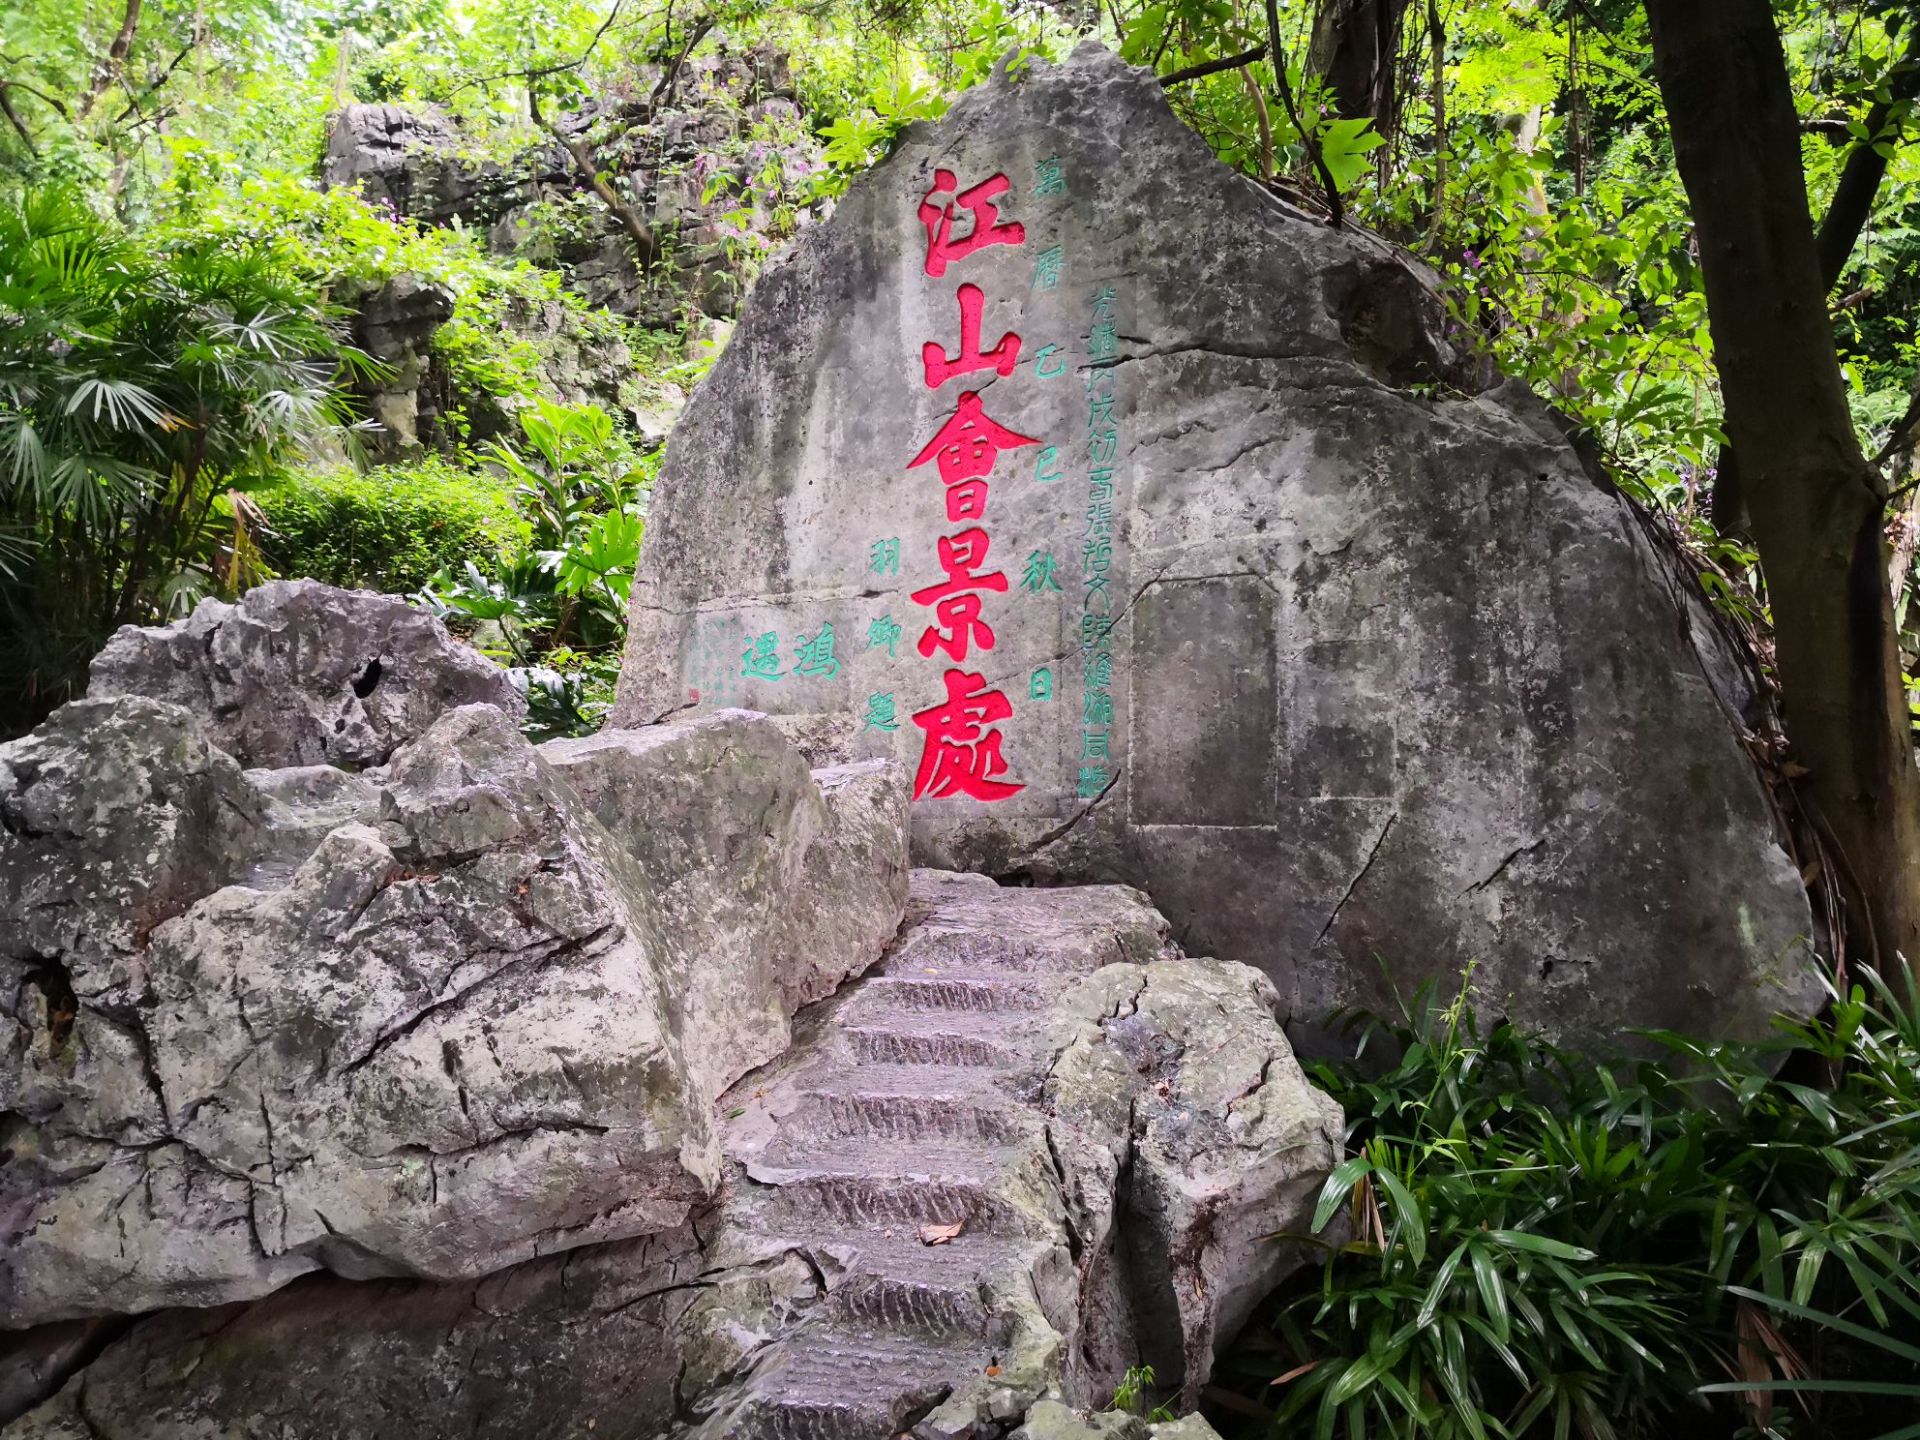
[352,657,384,698]
[27,959,78,1052]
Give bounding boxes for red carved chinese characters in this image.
[911,669,1025,800]
[922,284,1021,388]
[911,528,1007,662]
[908,392,1037,486]
[919,171,1025,278]
[906,170,1030,803]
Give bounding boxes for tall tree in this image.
[1308,0,1412,133]
[1645,0,1920,969]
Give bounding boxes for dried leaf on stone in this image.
[918,1220,965,1245]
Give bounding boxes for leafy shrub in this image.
[159,174,644,425]
[1218,968,1920,1440]
[255,459,528,594]
[0,188,368,735]
[417,399,651,739]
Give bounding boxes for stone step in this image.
[714,1325,976,1439]
[795,1090,1029,1146]
[753,1133,1008,1179]
[880,928,1091,976]
[840,974,1054,1016]
[783,1061,1008,1101]
[751,1171,1030,1237]
[837,1024,1020,1069]
[825,1268,1010,1345]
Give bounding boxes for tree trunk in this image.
[1308,0,1412,133]
[1647,0,1920,969]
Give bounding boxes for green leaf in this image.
[1316,116,1386,192]
[1484,1230,1595,1261]
[1468,1243,1511,1344]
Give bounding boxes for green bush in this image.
[256,459,527,594]
[1215,968,1920,1440]
[0,188,368,735]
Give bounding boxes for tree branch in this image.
[448,0,628,97]
[0,83,37,155]
[0,75,70,118]
[528,87,657,274]
[1159,45,1268,88]
[649,12,714,113]
[114,31,200,125]
[1265,0,1344,227]
[1815,48,1920,290]
[81,0,144,116]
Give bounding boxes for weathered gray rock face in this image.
[544,712,911,1099]
[5,1226,706,1439]
[87,581,522,769]
[2,700,714,1327]
[612,42,1816,1049]
[2,608,909,1330]
[1045,960,1344,1404]
[337,272,457,450]
[8,872,1336,1440]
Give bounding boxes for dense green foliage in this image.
[10,0,1920,725]
[417,399,651,737]
[0,187,369,729]
[5,0,1920,1430]
[1207,972,1920,1439]
[255,456,526,592]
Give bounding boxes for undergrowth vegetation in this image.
[415,398,652,737]
[1207,972,1920,1440]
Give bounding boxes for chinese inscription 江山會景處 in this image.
[903,169,1037,802]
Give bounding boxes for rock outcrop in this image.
[87,581,523,769]
[323,50,820,326]
[7,873,1339,1438]
[2,587,909,1330]
[610,42,1817,1050]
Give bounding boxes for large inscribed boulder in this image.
[613,43,1816,1046]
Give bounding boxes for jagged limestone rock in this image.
[9,872,1339,1439]
[1,641,908,1329]
[1011,1402,1145,1440]
[1,701,714,1326]
[611,41,1816,1051]
[1146,1419,1225,1440]
[1044,961,1343,1405]
[3,1226,706,1440]
[87,580,522,769]
[543,711,911,1099]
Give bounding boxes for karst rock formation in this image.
[2,581,1323,1437]
[613,42,1817,1050]
[0,36,1830,1440]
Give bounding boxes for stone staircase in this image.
[687,870,1178,1439]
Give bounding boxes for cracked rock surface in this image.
[1,605,908,1330]
[87,579,523,770]
[611,41,1816,1050]
[6,872,1338,1439]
